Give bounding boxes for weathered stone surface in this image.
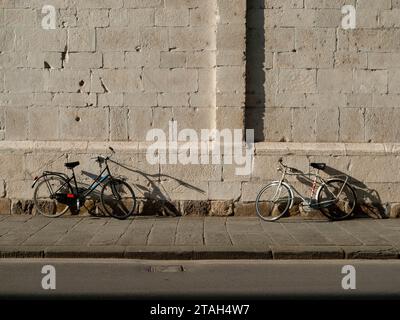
[209,201,233,217]
[182,200,210,216]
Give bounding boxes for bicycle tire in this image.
[100,179,136,220]
[256,182,293,222]
[317,179,357,221]
[33,176,73,218]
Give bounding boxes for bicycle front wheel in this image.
[317,179,357,221]
[100,179,136,220]
[33,176,72,218]
[256,182,293,222]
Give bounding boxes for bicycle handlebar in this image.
[91,147,116,164]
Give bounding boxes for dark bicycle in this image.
[32,147,136,220]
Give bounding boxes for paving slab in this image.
[147,218,179,246]
[0,216,399,260]
[117,217,155,246]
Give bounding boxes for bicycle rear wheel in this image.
[100,179,136,220]
[256,182,293,222]
[317,179,357,221]
[33,176,72,217]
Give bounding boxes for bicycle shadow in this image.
[323,166,388,219]
[80,161,206,217]
[292,166,388,219]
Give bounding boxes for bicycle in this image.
[255,159,357,222]
[32,147,136,220]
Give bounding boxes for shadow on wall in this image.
[245,0,266,142]
[293,166,388,219]
[323,166,388,219]
[80,159,205,217]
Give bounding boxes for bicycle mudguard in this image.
[31,172,70,188]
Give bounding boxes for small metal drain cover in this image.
[148,265,185,273]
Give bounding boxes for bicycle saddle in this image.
[310,162,326,170]
[64,161,80,169]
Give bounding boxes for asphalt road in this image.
[0,259,399,299]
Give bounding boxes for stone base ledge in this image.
[1,141,400,156]
[0,198,396,219]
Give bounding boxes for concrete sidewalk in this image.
[0,215,399,260]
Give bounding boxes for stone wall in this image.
[1,0,400,218]
[246,0,400,143]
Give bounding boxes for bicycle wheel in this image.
[256,182,293,222]
[33,176,72,218]
[317,179,357,221]
[100,179,136,220]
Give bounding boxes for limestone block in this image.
[69,28,96,52]
[144,68,197,93]
[305,0,355,9]
[365,109,400,143]
[44,70,90,93]
[356,0,390,10]
[190,5,216,26]
[265,27,295,52]
[368,53,400,70]
[75,0,123,9]
[124,93,157,107]
[291,108,316,142]
[264,107,292,142]
[216,50,243,67]
[209,201,233,216]
[316,107,339,142]
[295,28,336,52]
[318,69,353,93]
[334,52,368,69]
[91,69,142,93]
[103,52,125,68]
[354,70,388,94]
[59,107,109,141]
[217,66,245,93]
[140,26,169,50]
[124,0,163,8]
[388,70,400,93]
[217,0,245,24]
[373,94,400,108]
[28,107,59,140]
[279,69,317,94]
[128,107,152,141]
[0,198,11,214]
[77,8,110,27]
[155,8,188,26]
[169,27,215,51]
[160,52,186,68]
[208,181,241,200]
[5,107,27,140]
[5,69,44,93]
[97,27,140,51]
[63,52,102,69]
[314,9,342,27]
[110,108,128,141]
[52,93,96,107]
[277,51,333,69]
[216,107,244,129]
[339,108,365,143]
[217,24,244,51]
[98,93,124,107]
[0,153,25,179]
[125,51,160,67]
[161,180,208,201]
[158,93,189,107]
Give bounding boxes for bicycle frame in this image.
[38,159,114,201]
[276,164,350,209]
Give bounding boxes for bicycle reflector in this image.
[67,194,76,198]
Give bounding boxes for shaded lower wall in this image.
[0,141,399,218]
